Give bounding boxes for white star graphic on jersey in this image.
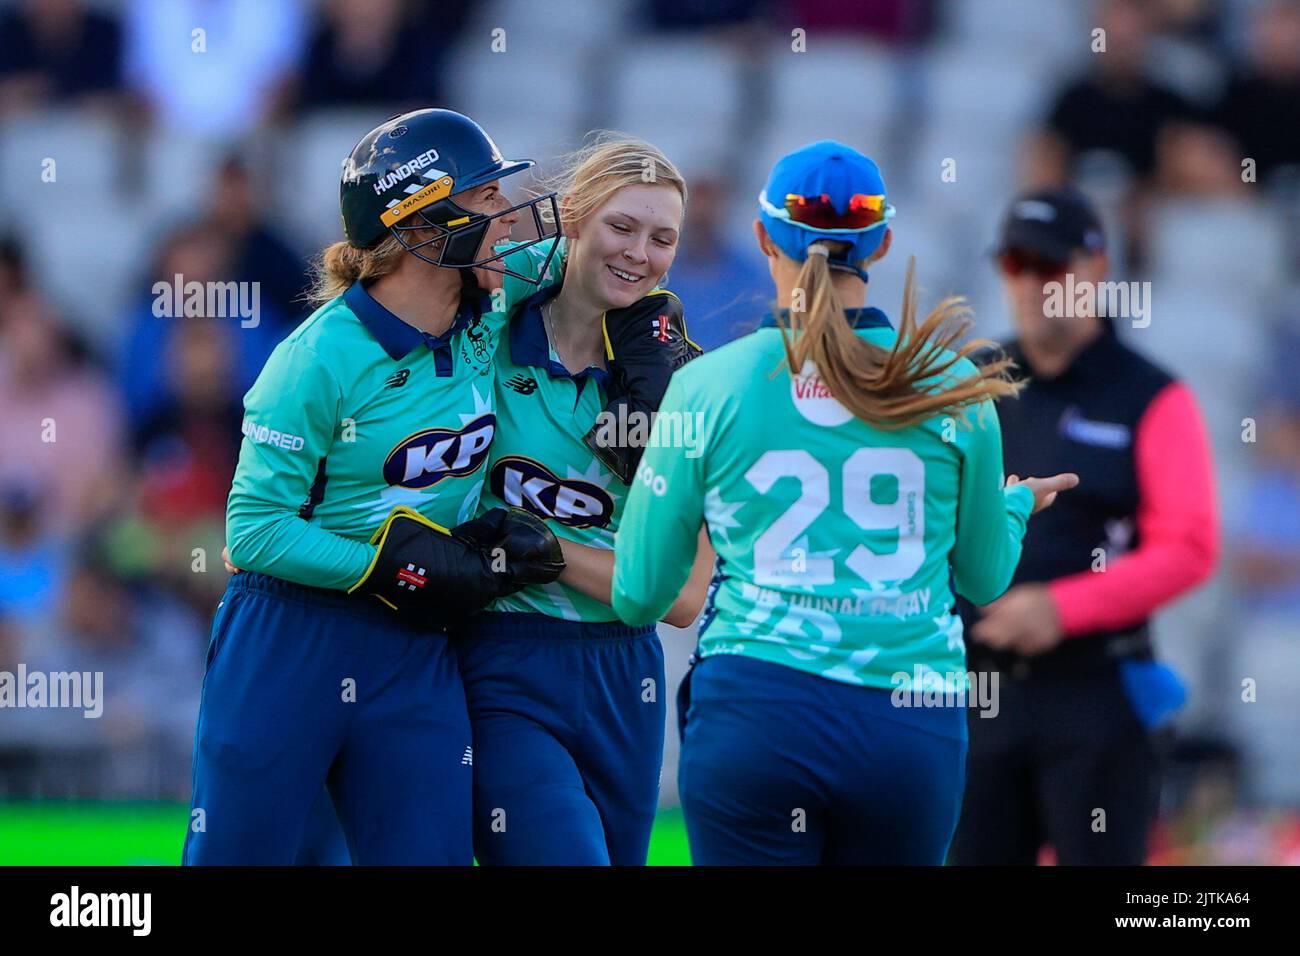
[567,460,618,546]
[734,588,780,636]
[358,484,436,522]
[820,646,881,685]
[569,458,618,493]
[852,580,904,601]
[540,582,581,621]
[460,383,493,426]
[936,613,965,653]
[704,487,744,546]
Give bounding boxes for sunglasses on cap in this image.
[997,246,1071,279]
[760,190,895,232]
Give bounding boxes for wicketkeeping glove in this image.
[348,505,564,627]
[583,290,702,483]
[452,506,567,588]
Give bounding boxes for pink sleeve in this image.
[1048,381,1219,636]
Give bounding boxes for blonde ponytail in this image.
[775,247,1022,429]
[305,234,407,308]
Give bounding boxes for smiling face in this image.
[401,178,519,289]
[451,179,521,278]
[455,179,518,253]
[565,182,683,310]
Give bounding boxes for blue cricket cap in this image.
[758,140,893,279]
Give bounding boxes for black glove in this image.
[453,506,566,589]
[348,506,564,627]
[584,290,702,483]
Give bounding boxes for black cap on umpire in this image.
[996,188,1107,262]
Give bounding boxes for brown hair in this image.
[305,234,407,308]
[534,133,687,239]
[775,242,1022,429]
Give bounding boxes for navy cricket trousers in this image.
[453,612,666,866]
[678,654,968,866]
[183,572,473,865]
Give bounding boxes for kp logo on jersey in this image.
[489,456,615,529]
[383,414,495,488]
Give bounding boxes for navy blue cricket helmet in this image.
[340,108,558,283]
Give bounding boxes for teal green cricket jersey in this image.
[479,237,675,622]
[226,281,505,591]
[612,307,1035,690]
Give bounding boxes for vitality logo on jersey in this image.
[383,414,495,489]
[489,455,615,528]
[790,359,853,427]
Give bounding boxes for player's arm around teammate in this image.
[184,110,564,866]
[612,141,1076,865]
[451,137,713,866]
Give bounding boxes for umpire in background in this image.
[949,190,1219,865]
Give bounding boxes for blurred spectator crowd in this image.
[0,0,1297,860]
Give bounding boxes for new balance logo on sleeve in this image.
[461,746,473,766]
[385,368,411,389]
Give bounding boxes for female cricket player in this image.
[183,108,565,865]
[612,140,1078,865]
[452,136,715,866]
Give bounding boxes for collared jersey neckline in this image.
[344,280,489,366]
[758,306,894,330]
[509,281,610,392]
